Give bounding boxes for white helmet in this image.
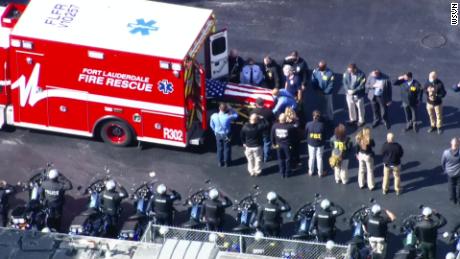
[254,230,264,241]
[48,169,59,180]
[371,204,382,215]
[422,207,433,217]
[266,191,277,202]
[321,199,331,210]
[209,188,219,200]
[105,180,116,191]
[41,227,51,233]
[446,252,456,259]
[156,184,167,194]
[325,240,335,250]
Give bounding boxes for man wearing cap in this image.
[366,69,392,129]
[394,72,423,132]
[415,207,447,259]
[343,63,366,127]
[252,98,275,162]
[311,60,335,121]
[364,204,396,257]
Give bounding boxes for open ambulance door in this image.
[205,29,228,79]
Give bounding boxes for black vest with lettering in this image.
[366,215,388,238]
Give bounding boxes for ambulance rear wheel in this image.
[100,120,134,147]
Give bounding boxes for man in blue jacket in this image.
[312,60,335,121]
[271,88,297,116]
[210,103,239,167]
[343,63,366,127]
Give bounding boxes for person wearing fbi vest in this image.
[343,63,366,127]
[311,60,335,121]
[329,124,352,184]
[306,110,326,177]
[393,72,422,132]
[210,103,239,167]
[271,113,295,178]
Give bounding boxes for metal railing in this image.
[141,223,350,259]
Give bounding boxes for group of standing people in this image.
[211,49,457,197]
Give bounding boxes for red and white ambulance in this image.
[0,0,229,147]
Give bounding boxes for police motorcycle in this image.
[443,225,460,259]
[118,176,158,241]
[394,206,425,259]
[10,163,54,231]
[182,185,210,229]
[69,177,108,236]
[347,199,376,259]
[291,193,321,240]
[232,185,261,234]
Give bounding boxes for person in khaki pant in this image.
[329,124,352,184]
[381,133,404,195]
[355,127,376,190]
[241,114,268,176]
[423,71,447,134]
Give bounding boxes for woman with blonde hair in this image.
[330,124,352,184]
[355,127,376,190]
[284,107,301,167]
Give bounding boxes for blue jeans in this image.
[216,134,231,165]
[276,144,291,177]
[263,135,271,161]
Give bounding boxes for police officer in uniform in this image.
[0,180,14,227]
[364,204,396,257]
[202,188,232,231]
[310,199,344,242]
[414,207,447,259]
[41,169,72,231]
[147,183,181,225]
[101,179,128,236]
[258,191,291,237]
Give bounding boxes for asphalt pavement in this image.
[1,0,460,257]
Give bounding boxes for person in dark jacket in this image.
[306,110,326,177]
[442,137,460,204]
[364,204,396,257]
[147,184,181,225]
[311,60,335,121]
[422,71,447,134]
[228,49,245,83]
[101,180,128,236]
[271,113,295,178]
[202,188,232,231]
[262,55,281,89]
[283,51,309,91]
[366,69,392,129]
[41,168,73,231]
[0,180,14,227]
[258,191,291,237]
[343,63,366,127]
[252,98,275,162]
[415,207,447,259]
[284,66,303,102]
[310,199,344,242]
[330,124,352,184]
[241,113,268,176]
[393,72,422,132]
[381,132,404,195]
[355,127,376,190]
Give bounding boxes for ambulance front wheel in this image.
[100,120,134,147]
